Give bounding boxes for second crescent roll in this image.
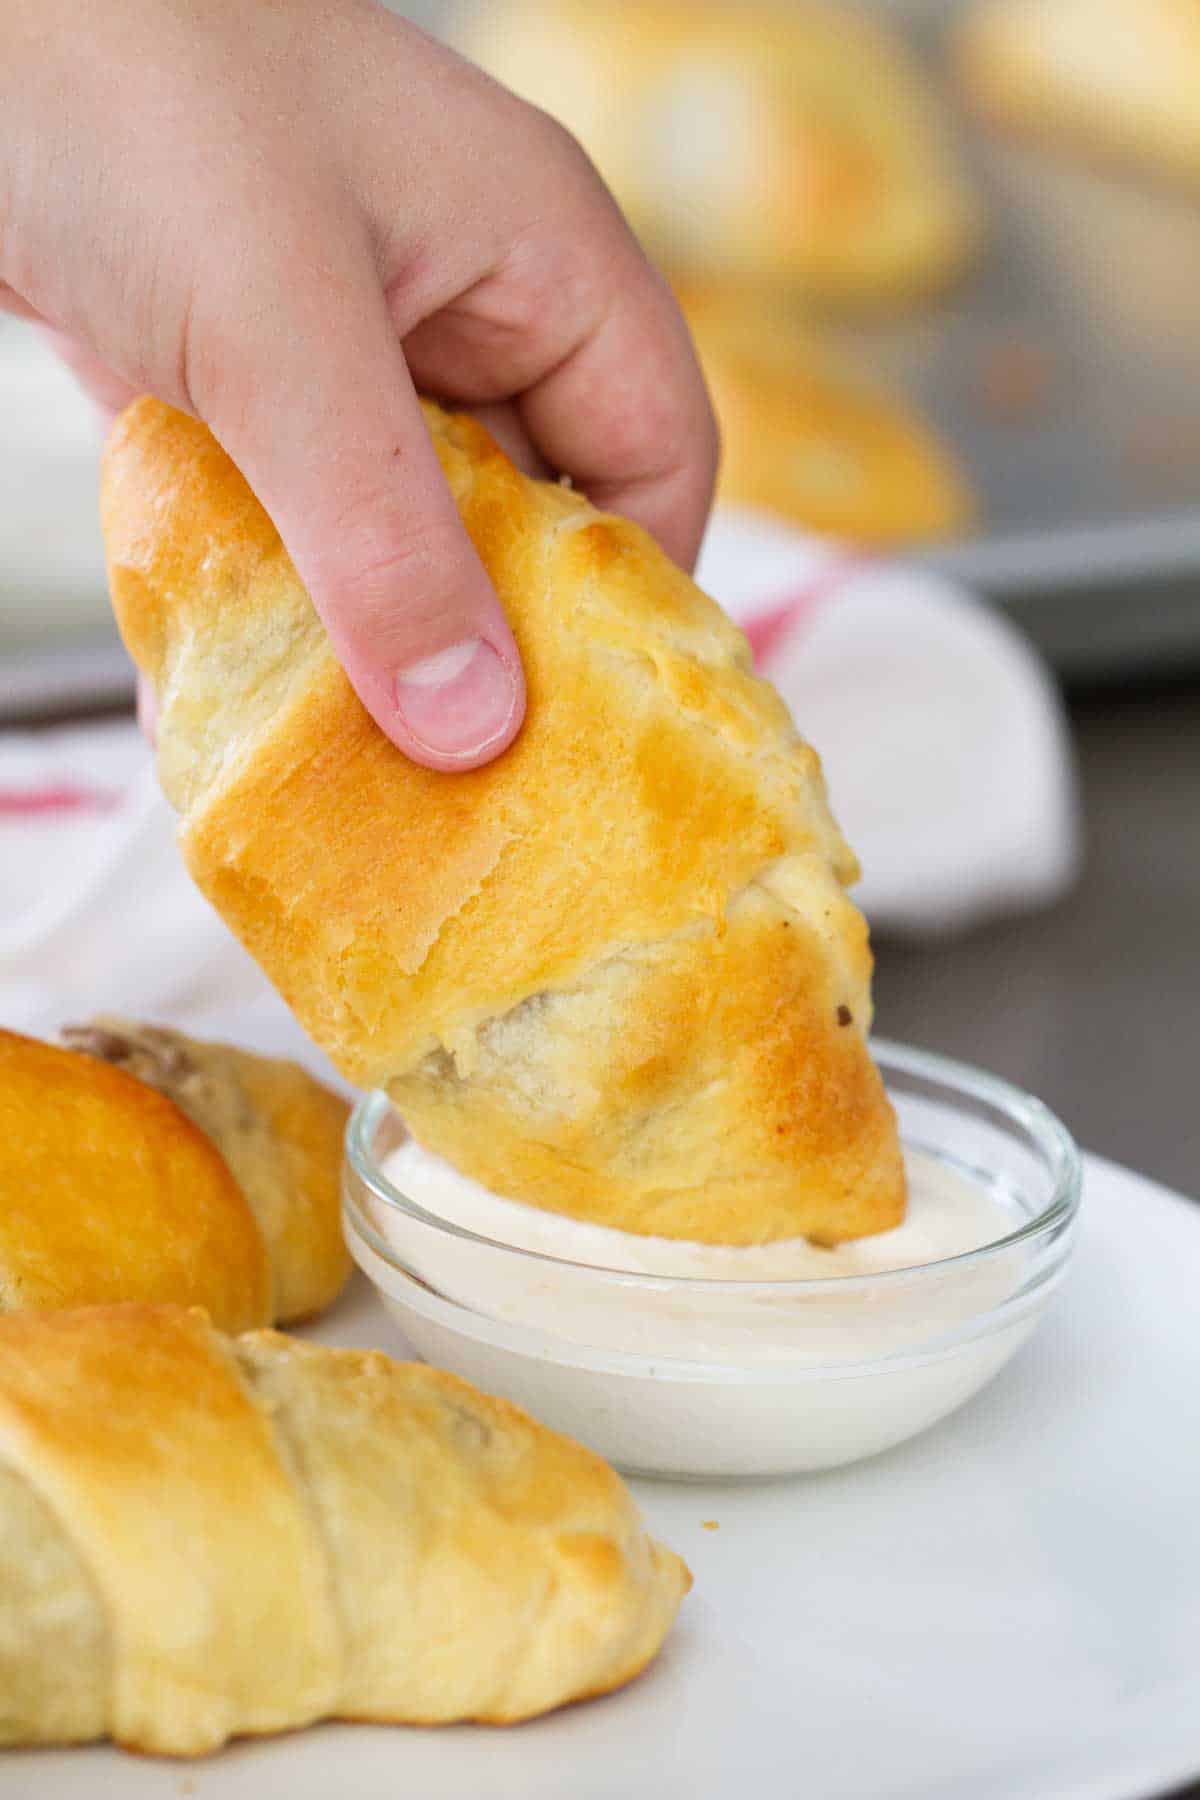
[0,1024,349,1332]
[102,398,905,1247]
[0,1304,688,1754]
[61,1018,351,1323]
[0,1028,268,1333]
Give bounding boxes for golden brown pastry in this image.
[0,1028,269,1332]
[458,0,980,303]
[956,0,1200,186]
[0,1303,688,1755]
[0,1025,349,1331]
[62,1017,351,1322]
[103,397,905,1247]
[677,282,976,542]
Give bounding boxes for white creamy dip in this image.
[381,1137,1016,1283]
[344,1065,1076,1477]
[366,1138,1027,1377]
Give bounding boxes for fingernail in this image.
[393,637,519,762]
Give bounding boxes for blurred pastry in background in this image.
[678,283,976,543]
[956,0,1200,186]
[459,0,980,304]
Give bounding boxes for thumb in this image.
[187,242,525,772]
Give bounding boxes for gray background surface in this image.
[874,676,1199,1203]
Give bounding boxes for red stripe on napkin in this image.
[743,553,868,668]
[0,782,123,818]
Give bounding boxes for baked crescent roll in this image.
[61,1017,351,1323]
[956,0,1200,186]
[0,1028,269,1332]
[0,1025,349,1331]
[0,1303,689,1755]
[676,282,976,543]
[102,397,905,1247]
[458,0,979,303]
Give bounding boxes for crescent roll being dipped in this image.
[102,398,905,1247]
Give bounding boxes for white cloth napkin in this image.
[0,514,1079,1037]
[0,722,277,1036]
[699,511,1081,936]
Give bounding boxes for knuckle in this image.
[514,98,593,177]
[510,97,625,231]
[491,231,606,354]
[696,386,722,493]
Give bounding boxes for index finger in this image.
[517,252,720,572]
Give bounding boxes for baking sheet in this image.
[835,2,1200,660]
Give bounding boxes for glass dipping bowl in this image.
[343,1041,1081,1481]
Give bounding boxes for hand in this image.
[1,0,717,769]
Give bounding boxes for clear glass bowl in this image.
[343,1041,1081,1481]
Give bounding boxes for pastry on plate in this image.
[0,1024,349,1331]
[677,281,976,542]
[103,397,906,1249]
[62,1017,351,1323]
[0,1303,689,1754]
[955,0,1200,186]
[458,0,980,303]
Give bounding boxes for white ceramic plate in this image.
[10,1153,1200,1800]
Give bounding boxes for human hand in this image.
[1,0,717,768]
